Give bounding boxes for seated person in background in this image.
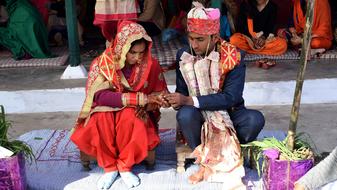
[71,21,169,189]
[47,0,84,46]
[161,0,191,43]
[0,0,51,59]
[137,0,165,37]
[328,0,337,47]
[230,0,287,58]
[294,146,337,190]
[94,0,138,42]
[209,0,238,41]
[161,0,191,26]
[279,0,333,51]
[0,0,8,25]
[161,10,188,44]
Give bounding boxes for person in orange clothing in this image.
[71,21,169,189]
[288,0,333,50]
[230,0,287,58]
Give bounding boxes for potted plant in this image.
[0,105,35,190]
[242,0,318,189]
[242,134,315,189]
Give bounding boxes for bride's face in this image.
[126,42,146,65]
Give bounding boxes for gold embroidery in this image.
[121,93,128,106]
[87,61,100,91]
[79,77,111,119]
[220,41,239,74]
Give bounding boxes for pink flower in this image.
[263,149,280,159]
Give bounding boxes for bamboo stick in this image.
[287,0,315,151]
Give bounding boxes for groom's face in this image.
[188,32,218,56]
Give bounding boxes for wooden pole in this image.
[287,0,315,151]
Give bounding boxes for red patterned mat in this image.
[0,47,69,68]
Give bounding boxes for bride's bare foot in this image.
[188,166,205,184]
[120,171,140,189]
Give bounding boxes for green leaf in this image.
[0,105,35,163]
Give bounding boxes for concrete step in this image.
[2,77,337,113]
[1,59,337,91]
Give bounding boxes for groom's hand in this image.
[164,93,193,109]
[158,93,171,108]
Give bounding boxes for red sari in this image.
[71,21,167,172]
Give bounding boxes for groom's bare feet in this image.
[188,165,205,184]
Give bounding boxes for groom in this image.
[165,2,265,152]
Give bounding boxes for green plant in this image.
[0,105,35,163]
[241,133,314,176]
